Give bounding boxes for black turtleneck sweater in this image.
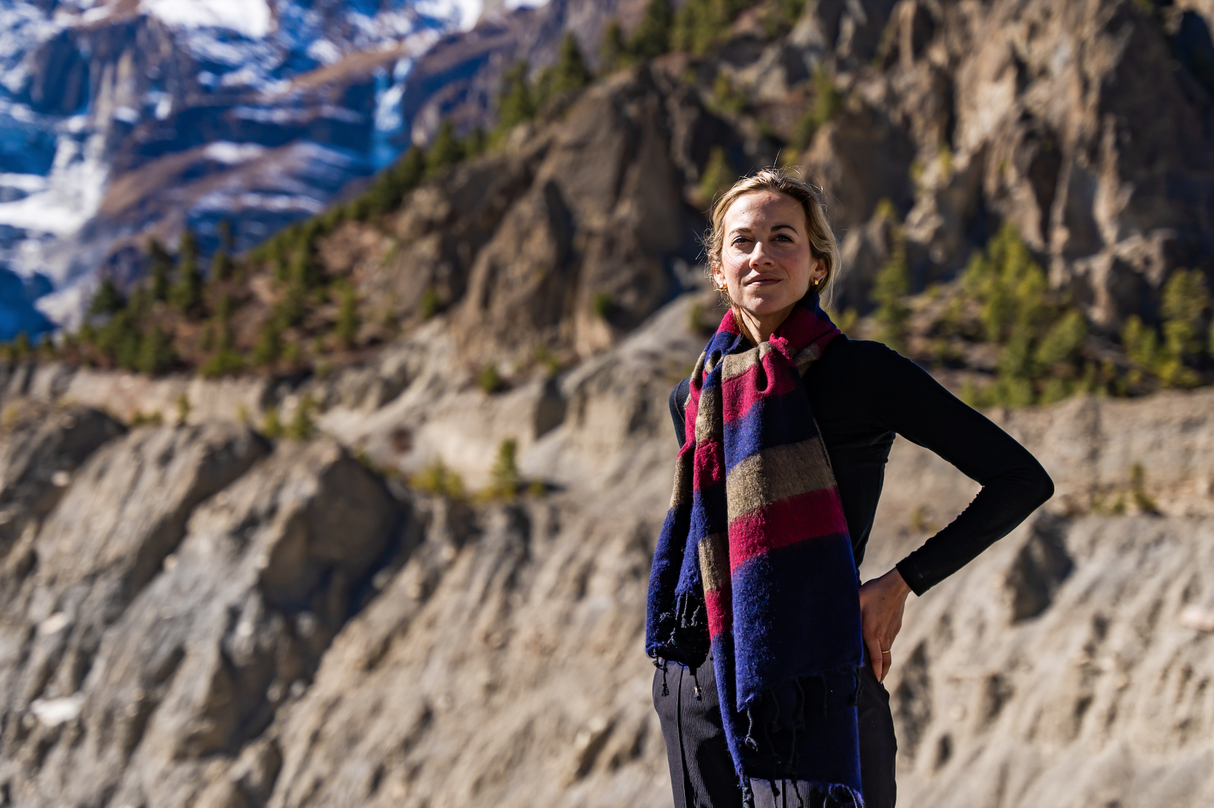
[669,335,1055,596]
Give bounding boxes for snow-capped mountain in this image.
[0,0,546,339]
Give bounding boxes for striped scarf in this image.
[646,291,865,805]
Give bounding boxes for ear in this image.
[711,261,727,289]
[809,255,825,283]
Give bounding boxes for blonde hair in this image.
[704,167,842,310]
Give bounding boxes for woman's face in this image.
[712,190,823,334]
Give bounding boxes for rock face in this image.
[310,67,757,366]
[787,0,1214,326]
[453,69,694,360]
[0,287,1212,806]
[0,429,400,807]
[0,397,124,561]
[387,0,1214,333]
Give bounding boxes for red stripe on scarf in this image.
[726,486,849,572]
[705,586,731,639]
[768,307,835,355]
[683,393,699,444]
[693,440,726,488]
[720,351,801,423]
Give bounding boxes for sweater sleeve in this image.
[669,377,691,446]
[850,342,1055,595]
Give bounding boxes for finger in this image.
[865,636,884,680]
[878,650,892,683]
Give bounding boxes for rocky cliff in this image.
[396,0,1214,334]
[0,287,1213,806]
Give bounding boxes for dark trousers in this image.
[653,656,897,808]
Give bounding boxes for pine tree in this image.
[217,218,234,251]
[116,322,141,370]
[127,287,152,323]
[147,239,173,302]
[336,283,360,348]
[672,0,747,55]
[394,147,427,188]
[361,145,429,219]
[630,0,673,60]
[253,317,282,366]
[488,438,521,499]
[97,309,137,365]
[600,20,627,72]
[266,238,289,282]
[1157,268,1210,388]
[543,33,593,100]
[698,146,735,204]
[672,0,715,54]
[871,238,911,353]
[496,62,536,134]
[10,331,30,361]
[792,67,843,150]
[172,230,203,315]
[287,232,323,292]
[136,324,175,375]
[286,394,316,441]
[465,127,487,157]
[1034,309,1087,370]
[426,120,465,175]
[88,278,126,316]
[261,405,282,439]
[210,249,233,283]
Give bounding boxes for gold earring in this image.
[717,282,728,292]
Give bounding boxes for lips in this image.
[745,276,782,286]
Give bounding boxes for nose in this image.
[748,239,775,268]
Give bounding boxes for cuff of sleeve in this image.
[895,557,931,597]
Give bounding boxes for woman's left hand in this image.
[858,567,912,683]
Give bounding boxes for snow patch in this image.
[0,188,93,235]
[154,95,173,120]
[415,0,482,31]
[142,0,273,39]
[0,174,49,193]
[307,39,342,66]
[203,142,266,164]
[194,191,325,214]
[0,130,107,238]
[81,7,113,24]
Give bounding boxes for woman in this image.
[646,169,1053,808]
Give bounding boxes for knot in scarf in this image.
[646,291,865,802]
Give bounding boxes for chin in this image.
[742,296,797,314]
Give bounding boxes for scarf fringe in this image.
[740,778,866,808]
[738,666,867,795]
[658,589,709,669]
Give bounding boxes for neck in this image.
[735,304,796,344]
